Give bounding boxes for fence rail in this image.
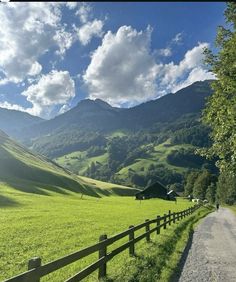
[4,204,201,282]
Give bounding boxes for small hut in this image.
[135,181,168,200]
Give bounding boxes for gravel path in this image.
[177,207,236,282]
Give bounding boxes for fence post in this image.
[98,234,107,279]
[169,210,171,226]
[156,215,161,234]
[28,257,41,282]
[173,212,176,224]
[164,214,167,229]
[145,219,150,242]
[129,225,135,256]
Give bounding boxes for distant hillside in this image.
[0,107,43,137]
[0,130,138,197]
[15,80,213,155]
[0,80,216,191]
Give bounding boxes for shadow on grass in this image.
[0,145,106,198]
[0,194,20,208]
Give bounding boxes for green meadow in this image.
[0,181,197,281]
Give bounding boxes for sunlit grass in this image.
[0,182,194,281]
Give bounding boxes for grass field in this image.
[0,181,197,282]
[0,131,213,281]
[55,151,108,175]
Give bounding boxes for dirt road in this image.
[177,207,236,282]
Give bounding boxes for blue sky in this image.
[0,2,226,119]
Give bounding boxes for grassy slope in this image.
[0,131,137,197]
[116,140,193,182]
[55,151,108,175]
[0,183,194,281]
[54,139,193,181]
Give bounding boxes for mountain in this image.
[0,107,43,137]
[121,80,213,129]
[0,129,138,197]
[14,80,213,145]
[0,80,215,190]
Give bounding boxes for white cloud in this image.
[172,32,183,44]
[83,25,159,106]
[172,67,215,93]
[54,28,74,56]
[158,42,212,93]
[84,26,213,106]
[0,101,27,112]
[0,2,74,83]
[77,19,104,46]
[76,3,92,24]
[21,70,75,118]
[66,2,78,10]
[158,48,172,57]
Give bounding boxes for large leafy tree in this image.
[200,3,236,175]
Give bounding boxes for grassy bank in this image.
[227,205,236,215]
[103,205,213,282]
[0,183,194,282]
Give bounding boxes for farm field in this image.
[0,182,194,281]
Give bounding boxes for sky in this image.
[0,1,226,119]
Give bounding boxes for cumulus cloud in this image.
[0,2,77,83]
[84,26,213,106]
[158,42,215,93]
[0,2,104,83]
[77,19,104,45]
[20,70,75,118]
[83,25,159,106]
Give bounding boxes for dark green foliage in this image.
[171,124,212,147]
[217,172,236,205]
[184,170,217,200]
[205,183,217,204]
[184,171,199,197]
[86,146,106,158]
[146,164,183,187]
[31,130,107,158]
[199,3,236,203]
[167,148,217,172]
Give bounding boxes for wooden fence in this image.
[4,204,201,282]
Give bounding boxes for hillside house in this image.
[135,181,168,200]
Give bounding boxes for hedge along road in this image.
[177,207,236,282]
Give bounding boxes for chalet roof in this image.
[136,181,167,198]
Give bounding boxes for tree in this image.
[199,3,236,176]
[184,171,199,196]
[205,183,216,204]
